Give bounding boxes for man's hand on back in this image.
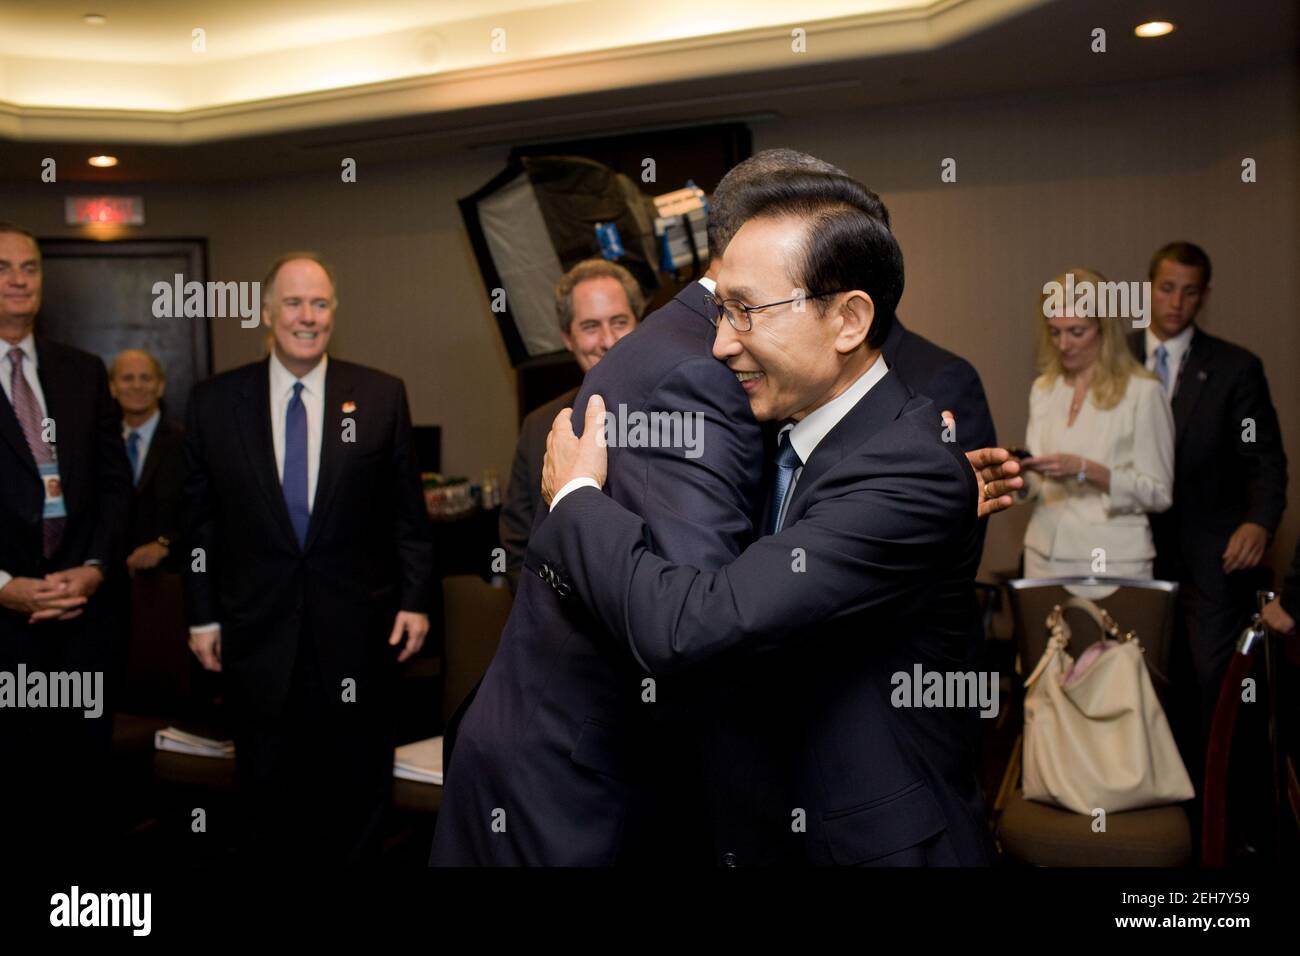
[542,394,609,506]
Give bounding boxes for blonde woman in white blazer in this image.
[1021,268,1175,589]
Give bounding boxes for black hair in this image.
[728,171,902,349]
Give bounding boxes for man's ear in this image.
[836,292,874,355]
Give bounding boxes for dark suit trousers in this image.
[233,624,393,867]
[0,594,116,861]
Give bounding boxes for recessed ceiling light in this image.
[88,155,118,168]
[1135,21,1175,38]
[83,14,107,26]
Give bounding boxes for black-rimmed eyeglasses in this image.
[703,291,842,332]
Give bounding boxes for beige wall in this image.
[3,61,1295,582]
[1,148,521,489]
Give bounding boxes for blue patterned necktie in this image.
[126,430,142,486]
[1154,344,1170,392]
[283,381,310,547]
[767,428,803,535]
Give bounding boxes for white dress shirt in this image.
[122,409,161,483]
[774,355,890,531]
[190,352,327,636]
[269,350,327,512]
[1144,323,1195,397]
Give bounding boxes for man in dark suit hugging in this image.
[537,171,1014,865]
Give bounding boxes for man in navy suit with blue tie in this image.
[537,171,1017,865]
[432,156,1019,865]
[184,253,432,865]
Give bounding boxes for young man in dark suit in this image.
[184,252,433,865]
[1127,242,1288,738]
[499,259,643,591]
[537,171,1017,865]
[0,223,133,858]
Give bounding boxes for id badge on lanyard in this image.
[40,452,67,519]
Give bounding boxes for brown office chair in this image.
[995,577,1193,866]
[392,575,512,815]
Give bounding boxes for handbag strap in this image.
[1049,596,1117,640]
[1043,595,1171,686]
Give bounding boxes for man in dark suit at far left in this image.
[0,222,133,859]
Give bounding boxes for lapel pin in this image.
[342,400,357,413]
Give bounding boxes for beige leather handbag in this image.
[1022,596,1194,814]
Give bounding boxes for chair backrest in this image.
[441,575,513,724]
[1006,577,1179,701]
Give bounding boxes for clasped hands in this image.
[542,395,1024,519]
[0,565,103,624]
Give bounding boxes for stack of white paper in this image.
[154,726,235,759]
[394,736,443,785]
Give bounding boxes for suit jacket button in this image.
[721,852,738,867]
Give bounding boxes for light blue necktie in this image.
[1154,344,1170,392]
[767,428,803,535]
[283,382,310,547]
[126,430,142,486]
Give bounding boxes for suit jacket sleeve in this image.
[152,424,187,554]
[182,388,220,626]
[1230,354,1288,534]
[388,380,433,614]
[499,426,538,588]
[530,437,974,675]
[595,354,762,569]
[934,358,997,452]
[87,357,132,567]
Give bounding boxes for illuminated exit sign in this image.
[65,196,144,225]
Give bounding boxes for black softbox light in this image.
[459,155,660,366]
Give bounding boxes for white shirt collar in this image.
[1145,322,1195,361]
[786,355,890,466]
[697,276,717,294]
[269,350,328,397]
[3,332,37,368]
[123,409,161,442]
